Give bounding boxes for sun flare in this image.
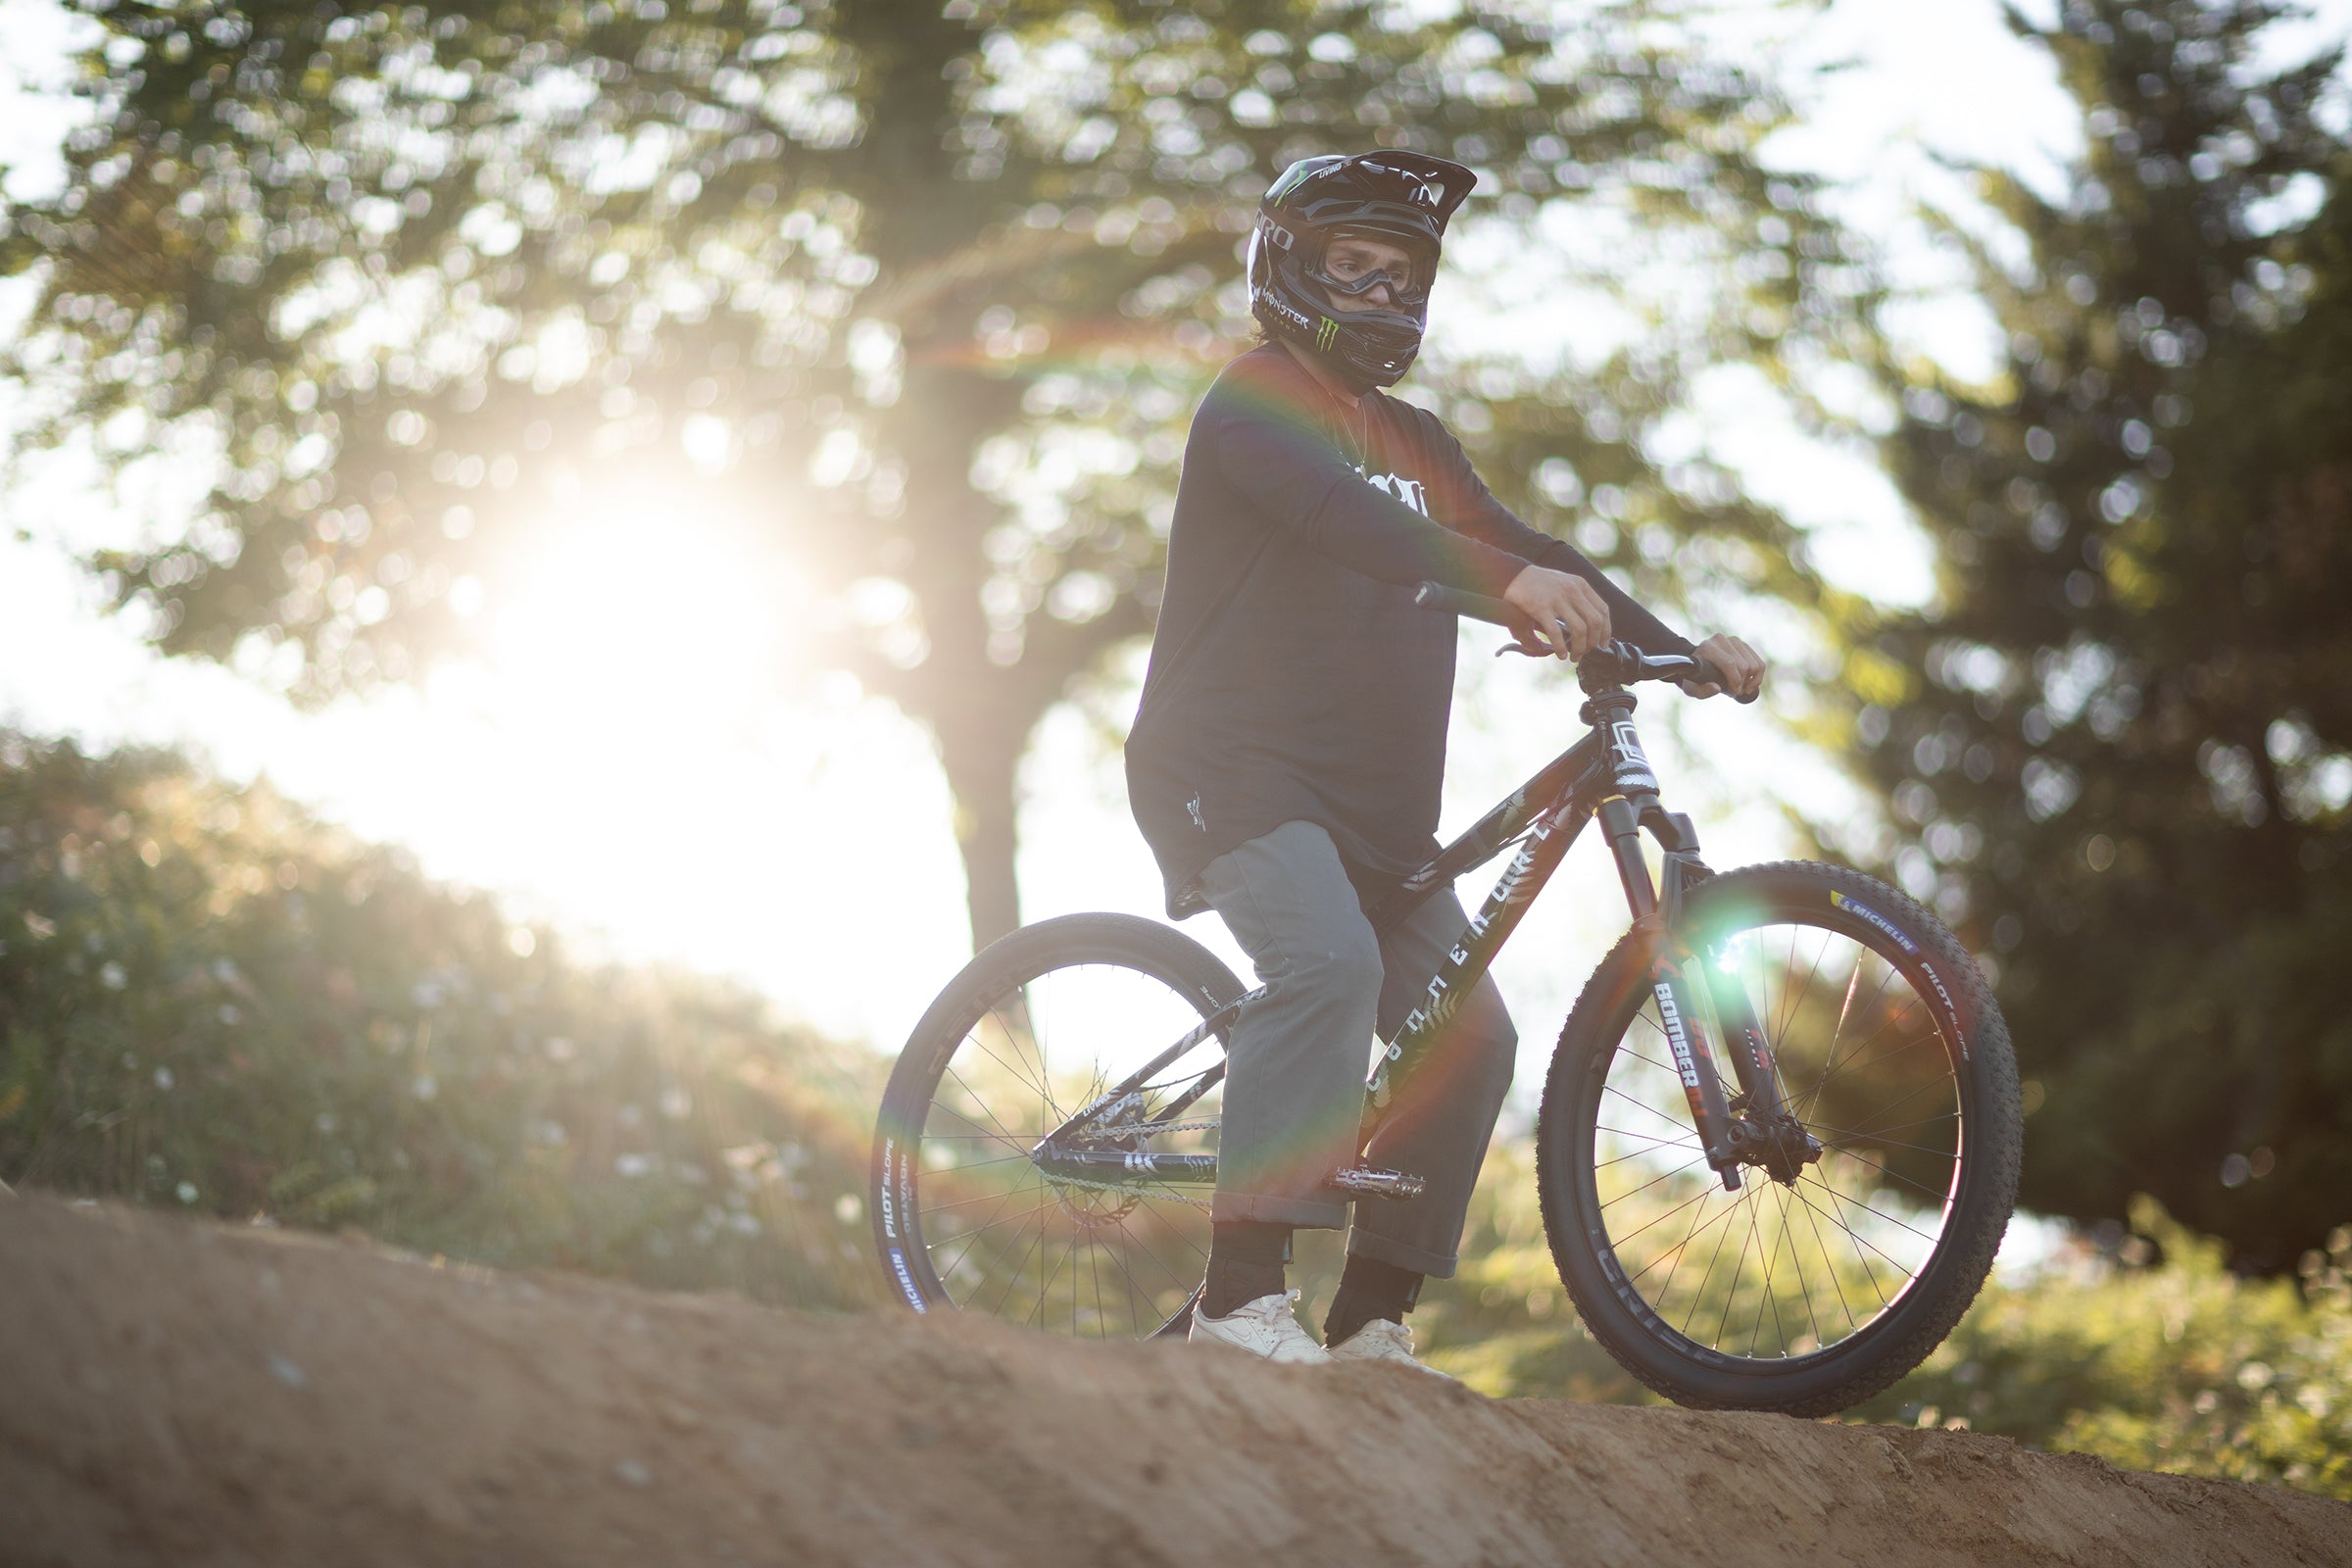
[487,494,803,729]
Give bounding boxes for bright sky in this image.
[1,0,2347,1080]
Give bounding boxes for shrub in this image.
[0,730,883,1310]
[1851,1198,2352,1499]
[1419,1146,2351,1500]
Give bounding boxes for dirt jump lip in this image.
[2,1193,2346,1568]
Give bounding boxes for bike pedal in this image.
[1330,1165,1427,1200]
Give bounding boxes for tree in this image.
[1833,0,2350,1269]
[5,0,1841,948]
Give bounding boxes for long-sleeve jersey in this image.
[1126,343,1692,917]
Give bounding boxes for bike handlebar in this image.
[1411,580,1758,705]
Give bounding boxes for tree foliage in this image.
[0,728,882,1306]
[3,0,1846,946]
[1824,0,2351,1269]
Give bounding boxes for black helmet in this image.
[1248,151,1476,390]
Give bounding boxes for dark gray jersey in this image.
[1126,344,1690,916]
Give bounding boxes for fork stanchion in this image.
[1594,793,1743,1192]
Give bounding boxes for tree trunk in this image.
[934,708,1027,954]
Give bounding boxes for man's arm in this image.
[1420,419,1694,658]
[1202,389,1529,599]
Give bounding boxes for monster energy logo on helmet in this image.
[1249,150,1476,391]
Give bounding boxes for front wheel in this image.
[1536,861,2021,1415]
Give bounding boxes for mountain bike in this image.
[870,583,2021,1415]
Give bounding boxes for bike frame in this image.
[1032,636,1793,1198]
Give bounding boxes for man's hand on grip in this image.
[1682,633,1765,702]
[1501,565,1610,662]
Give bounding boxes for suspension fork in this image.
[1697,949,1789,1123]
[1648,827,1793,1130]
[1594,793,1745,1191]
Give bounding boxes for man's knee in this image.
[1466,985,1518,1089]
[1286,918,1384,1004]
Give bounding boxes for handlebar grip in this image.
[1693,655,1761,706]
[1411,580,1518,626]
[1414,581,1760,704]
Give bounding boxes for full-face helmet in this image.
[1248,151,1476,390]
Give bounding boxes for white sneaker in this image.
[1327,1317,1454,1379]
[1189,1290,1333,1364]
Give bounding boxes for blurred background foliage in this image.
[1415,1151,2352,1501]
[1824,0,2352,1274]
[2,0,2350,1510]
[1,0,1851,949]
[0,726,882,1309]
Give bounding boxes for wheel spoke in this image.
[1810,1024,1941,1103]
[982,1199,1053,1319]
[938,1065,1029,1150]
[1596,1151,1715,1216]
[1789,1179,1911,1296]
[1612,1177,1733,1256]
[1774,1182,1821,1356]
[1675,1186,1740,1343]
[1801,960,1867,1122]
[1809,1110,1958,1145]
[1797,960,1896,1122]
[1802,1172,1942,1250]
[1712,1189,1760,1349]
[1808,1121,1959,1160]
[1835,1067,1958,1142]
[1602,1081,1703,1137]
[930,1182,1038,1285]
[1817,1141,1960,1205]
[1633,1186,1740,1294]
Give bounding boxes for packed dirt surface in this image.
[3,1195,2346,1568]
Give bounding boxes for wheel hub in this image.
[1721,1112,1825,1186]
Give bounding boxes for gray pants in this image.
[1199,819,1516,1277]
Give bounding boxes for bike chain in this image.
[1079,1117,1220,1139]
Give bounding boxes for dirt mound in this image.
[2,1195,2345,1568]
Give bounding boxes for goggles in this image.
[1308,259,1430,308]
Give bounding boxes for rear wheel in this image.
[871,913,1243,1339]
[1536,861,2021,1415]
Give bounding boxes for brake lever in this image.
[1494,617,1567,660]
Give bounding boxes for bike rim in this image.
[1582,913,1968,1366]
[906,959,1225,1338]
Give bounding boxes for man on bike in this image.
[1125,150,1766,1369]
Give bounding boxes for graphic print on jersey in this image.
[1360,468,1429,515]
